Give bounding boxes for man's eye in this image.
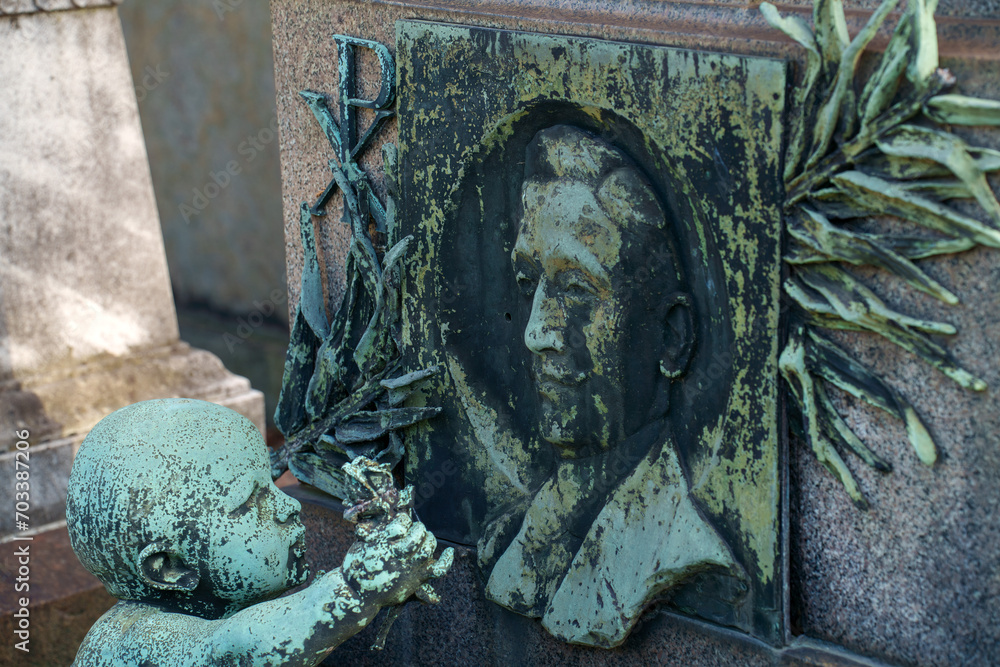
[564,279,597,297]
[516,273,537,297]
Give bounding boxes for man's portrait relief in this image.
[479,125,746,646]
[397,22,787,647]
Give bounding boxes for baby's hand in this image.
[341,512,450,608]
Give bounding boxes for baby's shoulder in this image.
[72,601,217,666]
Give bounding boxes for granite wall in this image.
[269,2,1000,664]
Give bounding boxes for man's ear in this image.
[658,293,694,380]
[138,542,200,592]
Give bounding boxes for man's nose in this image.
[524,278,564,355]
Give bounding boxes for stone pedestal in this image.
[0,4,264,539]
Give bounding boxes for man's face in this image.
[196,435,308,608]
[512,177,636,457]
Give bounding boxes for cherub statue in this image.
[65,398,452,666]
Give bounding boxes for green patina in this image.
[397,22,786,645]
[66,399,451,666]
[270,0,1000,650]
[64,0,1000,660]
[764,0,1000,507]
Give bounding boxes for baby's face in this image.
[195,434,308,610]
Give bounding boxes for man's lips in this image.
[533,361,587,388]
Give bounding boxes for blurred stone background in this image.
[1,3,289,662]
[118,0,288,430]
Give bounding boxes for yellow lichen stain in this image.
[447,355,534,504]
[399,21,787,595]
[690,358,780,583]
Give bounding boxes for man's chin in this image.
[538,403,618,458]
[538,417,589,457]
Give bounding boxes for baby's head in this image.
[66,398,308,619]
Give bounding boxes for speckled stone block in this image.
[271,2,1000,664]
[0,526,116,667]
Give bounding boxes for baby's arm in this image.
[76,514,438,667]
[74,566,388,667]
[211,512,439,666]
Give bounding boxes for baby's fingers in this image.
[381,512,413,540]
[430,547,454,578]
[391,521,433,560]
[415,527,437,562]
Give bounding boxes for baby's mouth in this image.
[287,530,309,583]
[289,527,307,562]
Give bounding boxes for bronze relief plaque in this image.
[397,22,787,647]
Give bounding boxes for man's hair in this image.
[523,124,685,289]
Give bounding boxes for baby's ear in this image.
[138,542,200,592]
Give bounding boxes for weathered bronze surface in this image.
[66,399,451,666]
[397,23,786,646]
[265,0,1000,662]
[764,0,1000,508]
[270,34,441,504]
